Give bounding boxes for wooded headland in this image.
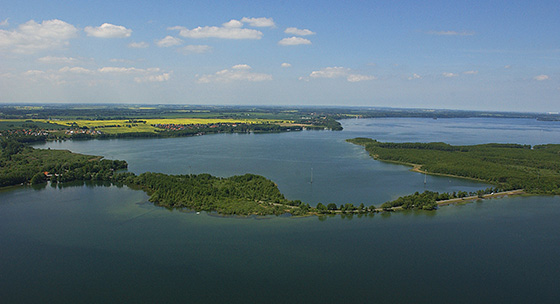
[347,138,560,209]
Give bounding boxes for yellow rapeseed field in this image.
[21,118,291,134]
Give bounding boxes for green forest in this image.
[0,139,314,216]
[348,138,560,195]
[0,139,377,216]
[5,136,554,216]
[125,172,312,215]
[0,138,127,187]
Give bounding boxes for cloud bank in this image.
[169,17,273,40]
[0,19,78,53]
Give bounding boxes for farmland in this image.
[36,118,288,134]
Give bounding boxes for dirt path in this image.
[436,189,525,206]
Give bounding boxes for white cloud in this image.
[408,73,422,80]
[156,35,182,47]
[464,70,478,75]
[16,65,170,86]
[0,19,78,54]
[222,19,243,28]
[38,56,79,64]
[305,67,375,82]
[197,65,272,83]
[0,18,8,26]
[240,17,275,27]
[22,69,64,85]
[98,67,139,73]
[232,64,252,70]
[134,73,171,83]
[443,72,458,78]
[504,65,511,69]
[427,30,475,36]
[59,66,94,74]
[284,27,315,36]
[178,45,212,54]
[309,67,348,79]
[347,74,376,82]
[23,69,46,76]
[84,23,132,38]
[97,67,162,74]
[169,18,273,40]
[534,75,549,81]
[281,63,292,68]
[170,25,262,39]
[278,37,311,46]
[128,41,149,48]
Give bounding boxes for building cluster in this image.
[64,129,102,135]
[0,129,50,137]
[152,123,240,131]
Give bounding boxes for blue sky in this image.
[0,0,558,112]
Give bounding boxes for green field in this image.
[0,120,67,131]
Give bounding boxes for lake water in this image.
[2,117,560,303]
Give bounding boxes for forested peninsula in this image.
[0,139,379,215]
[348,138,560,209]
[0,139,317,216]
[4,137,558,216]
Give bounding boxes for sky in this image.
[0,0,558,112]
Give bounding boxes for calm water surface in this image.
[1,117,559,303]
[36,117,550,204]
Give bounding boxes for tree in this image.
[30,172,45,185]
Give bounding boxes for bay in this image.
[1,117,559,303]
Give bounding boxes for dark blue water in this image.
[1,117,558,303]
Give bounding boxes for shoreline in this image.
[435,189,526,206]
[371,155,489,184]
[371,189,526,213]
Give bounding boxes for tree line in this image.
[348,138,560,195]
[5,137,535,216]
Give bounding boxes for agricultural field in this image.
[0,119,67,131]
[1,118,292,134]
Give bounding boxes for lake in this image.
[1,117,559,303]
